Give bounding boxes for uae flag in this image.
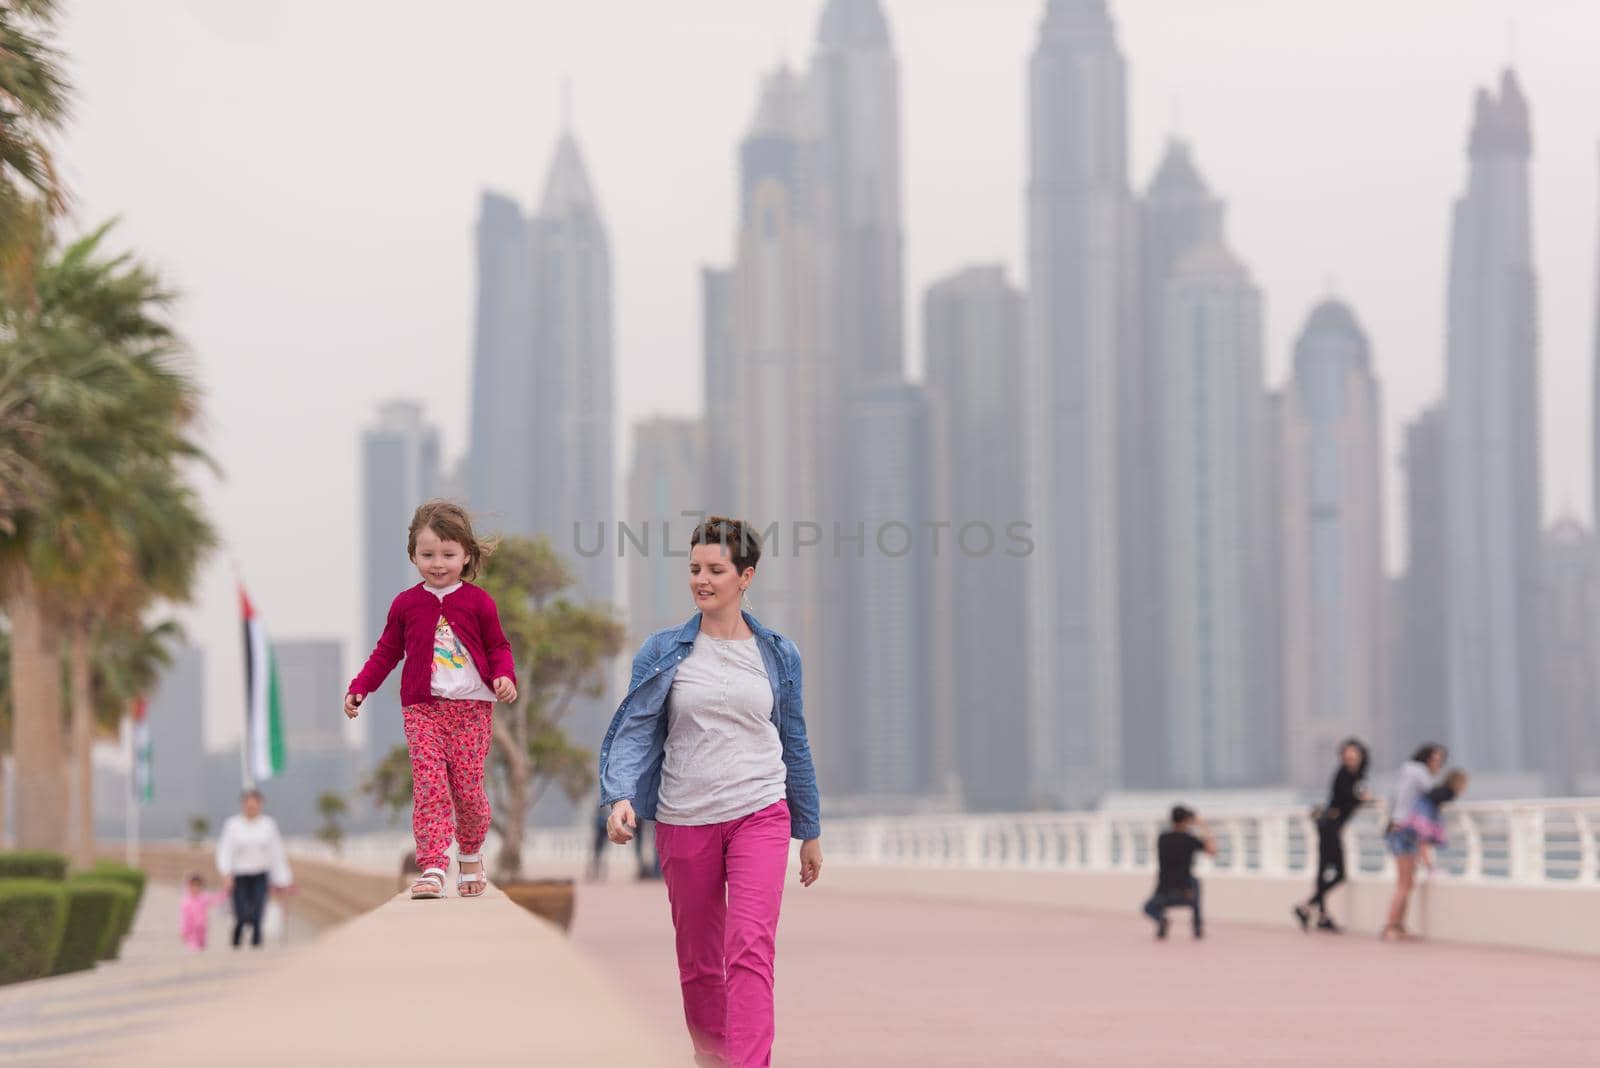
[130,696,153,803]
[240,585,286,783]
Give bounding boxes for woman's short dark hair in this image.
[690,515,762,574]
[1410,743,1447,765]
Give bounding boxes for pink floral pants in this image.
[403,699,494,873]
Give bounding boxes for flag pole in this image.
[125,706,139,866]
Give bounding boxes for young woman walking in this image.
[599,516,822,1068]
[1294,738,1370,933]
[1382,743,1447,941]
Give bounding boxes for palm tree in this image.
[0,0,71,294]
[0,626,11,844]
[56,464,212,866]
[0,225,210,853]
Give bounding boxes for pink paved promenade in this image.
[573,880,1600,1067]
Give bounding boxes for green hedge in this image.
[88,862,147,955]
[0,850,69,882]
[0,881,68,985]
[51,880,133,975]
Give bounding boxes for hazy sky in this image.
[55,1,1600,748]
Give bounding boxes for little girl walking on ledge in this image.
[346,500,517,899]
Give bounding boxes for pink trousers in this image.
[656,800,790,1068]
[403,698,493,873]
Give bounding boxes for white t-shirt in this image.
[426,582,495,702]
[215,813,294,886]
[656,632,787,826]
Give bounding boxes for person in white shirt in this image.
[215,789,293,948]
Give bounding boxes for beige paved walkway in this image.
[0,880,316,1064]
[572,878,1600,1067]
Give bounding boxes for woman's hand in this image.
[607,800,637,844]
[493,676,518,703]
[798,838,823,887]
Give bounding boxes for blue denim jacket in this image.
[597,611,821,840]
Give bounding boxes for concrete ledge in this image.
[99,885,674,1066]
[101,846,394,929]
[824,865,1600,957]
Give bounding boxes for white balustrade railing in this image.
[815,799,1600,888]
[286,799,1600,890]
[286,826,596,876]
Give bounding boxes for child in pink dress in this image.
[179,873,228,951]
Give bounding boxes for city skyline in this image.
[49,1,1600,765]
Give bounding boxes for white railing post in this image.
[1575,811,1597,885]
[1460,815,1484,882]
[1259,812,1288,877]
[1508,807,1545,883]
[1085,815,1111,871]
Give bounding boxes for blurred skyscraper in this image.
[268,638,358,835]
[360,400,440,775]
[1538,519,1600,795]
[465,129,615,607]
[1394,406,1450,756]
[526,130,616,613]
[815,0,908,804]
[701,266,738,510]
[1277,302,1386,791]
[467,191,532,534]
[1025,0,1134,806]
[626,418,706,644]
[851,383,935,800]
[137,646,207,839]
[1125,139,1226,789]
[1443,71,1542,774]
[924,265,1029,810]
[701,60,832,790]
[1160,239,1267,788]
[697,0,917,805]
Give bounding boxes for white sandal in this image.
[410,868,447,899]
[456,853,487,898]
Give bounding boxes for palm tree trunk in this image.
[8,570,68,850]
[69,622,95,870]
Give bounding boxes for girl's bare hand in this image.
[343,693,363,719]
[607,800,637,844]
[493,676,517,703]
[799,839,823,887]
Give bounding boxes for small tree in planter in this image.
[315,791,347,854]
[362,536,623,887]
[477,536,624,882]
[186,816,209,849]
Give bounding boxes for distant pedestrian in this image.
[1143,805,1216,940]
[178,873,228,951]
[600,515,822,1068]
[1396,768,1469,875]
[1381,743,1447,941]
[1295,738,1371,933]
[346,500,518,900]
[589,803,658,882]
[215,789,293,948]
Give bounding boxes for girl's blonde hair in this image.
[407,500,496,580]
